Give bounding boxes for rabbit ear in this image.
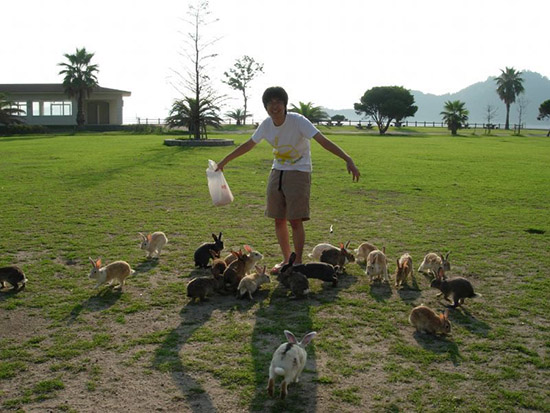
[438,267,445,279]
[138,232,146,240]
[288,252,296,265]
[218,232,223,240]
[254,265,262,273]
[244,245,252,253]
[95,258,102,268]
[211,233,218,241]
[445,251,451,260]
[301,331,317,346]
[444,309,449,320]
[284,330,298,344]
[147,233,152,241]
[231,251,239,258]
[439,313,445,321]
[263,265,267,273]
[396,258,400,268]
[345,240,351,249]
[339,242,344,249]
[89,257,96,267]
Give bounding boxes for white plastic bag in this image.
[206,160,234,206]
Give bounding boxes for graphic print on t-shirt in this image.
[272,136,303,165]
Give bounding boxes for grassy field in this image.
[0,129,549,412]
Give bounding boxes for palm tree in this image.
[495,67,524,130]
[440,100,469,135]
[166,97,222,138]
[0,93,24,125]
[58,47,99,126]
[225,108,251,126]
[289,102,329,124]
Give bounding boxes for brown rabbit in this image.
[395,253,413,288]
[320,242,355,274]
[210,250,227,277]
[223,246,264,291]
[409,305,451,335]
[88,258,134,291]
[187,274,224,302]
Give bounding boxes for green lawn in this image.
[0,130,549,412]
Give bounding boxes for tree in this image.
[225,108,251,126]
[483,104,498,134]
[537,99,550,137]
[58,47,99,126]
[0,93,24,125]
[289,102,329,124]
[169,0,223,139]
[223,56,263,125]
[354,86,417,135]
[495,67,524,130]
[331,114,347,126]
[440,100,469,135]
[515,97,528,135]
[166,96,222,138]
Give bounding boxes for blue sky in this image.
[2,0,548,123]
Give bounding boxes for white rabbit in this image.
[365,248,389,283]
[308,243,338,260]
[139,231,168,258]
[237,265,270,299]
[267,330,317,399]
[88,258,134,291]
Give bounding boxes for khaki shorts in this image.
[265,169,311,221]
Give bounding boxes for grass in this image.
[0,129,549,411]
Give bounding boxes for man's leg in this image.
[289,219,305,264]
[275,218,291,264]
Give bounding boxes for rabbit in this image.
[194,232,224,268]
[223,246,264,292]
[237,265,270,300]
[210,250,227,277]
[409,305,451,336]
[354,241,379,263]
[430,267,481,308]
[277,253,310,298]
[283,258,339,287]
[139,231,168,258]
[320,241,355,274]
[187,273,224,302]
[308,243,338,260]
[418,251,451,275]
[366,248,389,283]
[395,253,414,288]
[267,330,317,399]
[0,265,28,291]
[88,258,134,291]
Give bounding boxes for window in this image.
[10,102,27,116]
[43,101,72,116]
[32,102,40,116]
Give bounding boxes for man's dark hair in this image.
[262,86,288,109]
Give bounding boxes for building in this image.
[0,84,131,126]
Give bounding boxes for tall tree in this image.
[440,100,469,136]
[354,86,417,135]
[223,56,263,125]
[0,93,24,125]
[289,102,329,124]
[495,67,524,130]
[58,47,99,126]
[537,99,550,137]
[169,0,222,139]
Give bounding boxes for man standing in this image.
[216,86,360,273]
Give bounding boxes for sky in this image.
[2,0,549,124]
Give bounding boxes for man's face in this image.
[266,99,286,126]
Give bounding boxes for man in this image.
[216,86,360,273]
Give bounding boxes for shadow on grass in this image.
[133,258,159,274]
[449,307,491,337]
[369,281,392,302]
[66,287,123,325]
[396,277,422,302]
[412,331,462,366]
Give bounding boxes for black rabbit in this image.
[277,253,310,298]
[430,268,481,308]
[193,232,224,268]
[287,260,339,287]
[0,265,27,291]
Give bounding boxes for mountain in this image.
[324,71,550,128]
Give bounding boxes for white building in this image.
[0,84,131,126]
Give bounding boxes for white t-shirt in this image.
[251,112,319,172]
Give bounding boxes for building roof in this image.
[0,83,131,96]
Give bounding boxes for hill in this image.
[325,71,550,128]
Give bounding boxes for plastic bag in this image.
[206,160,234,206]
